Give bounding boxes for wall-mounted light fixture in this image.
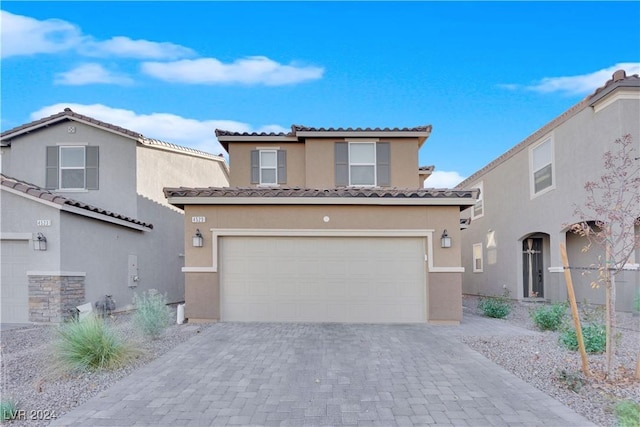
[441,230,452,248]
[192,229,203,247]
[34,232,47,251]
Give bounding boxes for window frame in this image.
[59,145,86,190]
[473,243,483,273]
[259,149,278,186]
[472,181,484,220]
[348,141,377,187]
[529,137,555,198]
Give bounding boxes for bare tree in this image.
[570,134,640,379]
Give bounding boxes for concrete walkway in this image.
[51,315,594,427]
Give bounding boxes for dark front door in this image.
[523,238,544,297]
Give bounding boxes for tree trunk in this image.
[605,271,617,379]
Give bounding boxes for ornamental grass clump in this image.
[133,289,173,340]
[531,302,568,331]
[0,399,18,421]
[614,400,640,427]
[54,314,139,372]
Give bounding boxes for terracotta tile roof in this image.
[164,186,477,200]
[214,124,432,138]
[291,125,432,133]
[1,174,153,229]
[457,70,640,189]
[1,108,225,161]
[1,108,142,140]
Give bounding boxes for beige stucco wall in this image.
[227,137,420,188]
[182,203,464,323]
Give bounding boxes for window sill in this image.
[56,189,89,193]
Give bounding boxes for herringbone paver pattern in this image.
[50,316,594,426]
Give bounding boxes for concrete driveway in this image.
[51,318,593,426]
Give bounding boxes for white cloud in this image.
[141,56,325,86]
[500,63,640,95]
[54,63,134,86]
[1,11,194,60]
[1,10,83,58]
[30,103,287,156]
[423,171,466,189]
[81,36,196,60]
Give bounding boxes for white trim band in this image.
[27,271,87,277]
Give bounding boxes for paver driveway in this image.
[51,317,594,426]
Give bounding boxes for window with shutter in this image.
[335,142,391,187]
[251,149,286,186]
[46,146,99,190]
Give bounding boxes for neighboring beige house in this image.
[0,108,229,323]
[457,70,640,311]
[165,125,478,324]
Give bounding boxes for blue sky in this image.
[2,1,639,187]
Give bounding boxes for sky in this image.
[1,1,639,188]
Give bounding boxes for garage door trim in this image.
[201,228,463,274]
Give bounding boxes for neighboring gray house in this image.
[0,108,229,323]
[457,70,640,311]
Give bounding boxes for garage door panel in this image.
[220,236,426,323]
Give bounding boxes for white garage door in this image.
[1,240,30,323]
[220,236,426,323]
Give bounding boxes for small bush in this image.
[1,399,18,421]
[133,289,173,340]
[555,369,583,393]
[478,291,511,319]
[531,302,567,331]
[54,314,139,372]
[634,290,640,313]
[559,323,606,353]
[615,400,640,427]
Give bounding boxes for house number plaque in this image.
[191,216,206,223]
[36,219,52,227]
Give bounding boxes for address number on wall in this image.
[37,220,52,226]
[191,216,206,223]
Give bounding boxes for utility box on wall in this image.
[128,254,139,287]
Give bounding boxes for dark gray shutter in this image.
[376,142,390,187]
[45,146,59,189]
[277,150,287,184]
[86,146,99,190]
[250,150,260,184]
[335,142,348,186]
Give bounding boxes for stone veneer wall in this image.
[28,275,86,323]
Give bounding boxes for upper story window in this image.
[349,142,376,186]
[530,138,554,196]
[46,145,99,190]
[472,181,483,219]
[251,149,286,186]
[335,142,390,187]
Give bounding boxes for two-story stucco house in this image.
[1,108,229,323]
[165,125,478,324]
[457,70,640,311]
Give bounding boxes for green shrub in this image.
[634,290,640,313]
[478,292,512,319]
[531,302,567,331]
[54,314,139,372]
[133,289,173,340]
[0,399,18,421]
[555,369,583,393]
[559,323,606,353]
[615,400,640,427]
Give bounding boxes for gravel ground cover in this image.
[462,295,640,427]
[1,300,639,426]
[0,308,214,427]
